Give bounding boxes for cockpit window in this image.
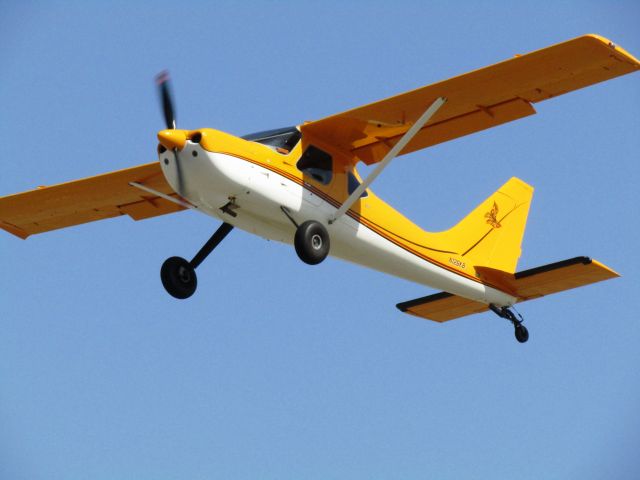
[347,172,368,198]
[242,126,301,152]
[297,145,333,185]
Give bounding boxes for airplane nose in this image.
[158,129,187,150]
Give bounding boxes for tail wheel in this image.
[161,256,197,299]
[489,304,529,344]
[294,220,330,265]
[514,324,529,343]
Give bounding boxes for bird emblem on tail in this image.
[485,201,502,228]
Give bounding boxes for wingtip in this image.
[582,34,640,67]
[0,221,29,239]
[590,258,621,278]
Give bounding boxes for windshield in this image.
[242,126,302,152]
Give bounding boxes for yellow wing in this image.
[302,34,640,165]
[0,162,185,239]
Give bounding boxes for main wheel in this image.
[160,256,197,299]
[294,220,330,265]
[514,324,529,343]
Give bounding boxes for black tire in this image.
[514,324,529,343]
[160,256,197,299]
[294,220,330,265]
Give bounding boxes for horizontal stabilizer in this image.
[397,292,488,323]
[397,257,618,322]
[476,256,619,301]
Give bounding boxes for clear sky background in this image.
[1,1,639,479]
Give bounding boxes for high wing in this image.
[0,162,185,239]
[301,34,640,165]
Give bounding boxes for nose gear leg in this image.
[160,222,234,299]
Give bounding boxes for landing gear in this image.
[160,222,234,299]
[294,220,330,265]
[489,304,529,343]
[161,256,197,299]
[514,323,529,343]
[279,207,330,266]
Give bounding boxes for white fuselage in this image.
[159,141,517,307]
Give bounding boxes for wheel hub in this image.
[311,234,323,250]
[178,265,192,283]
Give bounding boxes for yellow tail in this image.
[435,177,533,273]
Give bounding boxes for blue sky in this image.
[1,1,639,479]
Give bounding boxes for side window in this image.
[347,172,368,198]
[297,146,333,185]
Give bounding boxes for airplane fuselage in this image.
[158,127,516,308]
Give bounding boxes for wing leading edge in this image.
[302,34,640,165]
[0,162,185,239]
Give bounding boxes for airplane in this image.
[1,34,638,343]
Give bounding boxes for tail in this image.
[435,177,533,273]
[398,180,619,324]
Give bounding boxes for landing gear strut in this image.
[490,304,529,343]
[160,222,234,299]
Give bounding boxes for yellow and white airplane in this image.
[1,35,638,342]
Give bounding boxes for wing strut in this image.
[328,96,446,224]
[129,181,196,210]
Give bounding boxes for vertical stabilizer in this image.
[435,178,533,273]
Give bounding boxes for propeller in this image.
[155,70,184,195]
[156,70,176,129]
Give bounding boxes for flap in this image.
[302,35,640,165]
[0,162,185,239]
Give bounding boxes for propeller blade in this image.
[172,149,185,197]
[155,71,184,195]
[156,70,176,129]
